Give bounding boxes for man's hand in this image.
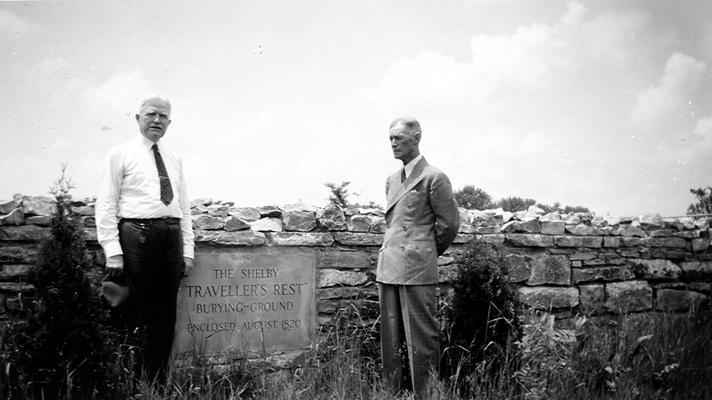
[105,255,124,281]
[183,257,194,278]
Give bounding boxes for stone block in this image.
[22,196,55,216]
[579,284,605,315]
[369,218,386,234]
[540,220,565,235]
[473,226,501,234]
[691,238,710,252]
[318,286,377,300]
[629,259,681,280]
[438,264,458,283]
[554,236,603,248]
[26,215,51,226]
[569,252,596,261]
[673,230,700,239]
[646,237,688,248]
[566,224,605,236]
[0,209,24,226]
[0,225,48,241]
[194,230,266,246]
[518,219,541,233]
[527,255,570,285]
[603,237,621,248]
[283,211,318,232]
[71,205,95,216]
[190,198,212,208]
[271,232,334,247]
[689,282,712,294]
[655,289,709,312]
[474,234,504,244]
[334,232,383,247]
[572,266,634,283]
[605,281,652,313]
[518,286,579,309]
[680,261,712,280]
[319,269,368,287]
[0,246,37,263]
[613,225,646,238]
[453,234,475,244]
[207,204,229,217]
[228,206,261,221]
[224,216,251,231]
[192,215,224,230]
[505,234,554,247]
[251,217,283,232]
[318,250,373,270]
[438,255,456,266]
[347,215,372,233]
[0,264,32,279]
[258,205,283,218]
[316,204,347,231]
[504,254,531,282]
[458,223,475,234]
[0,199,20,214]
[0,282,35,293]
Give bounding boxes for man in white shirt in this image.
[95,94,194,382]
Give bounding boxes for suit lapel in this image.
[386,157,428,212]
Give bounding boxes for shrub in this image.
[442,242,523,384]
[1,168,122,399]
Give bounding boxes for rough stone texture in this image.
[0,200,20,214]
[474,234,503,244]
[605,281,653,313]
[614,225,646,238]
[518,287,579,309]
[540,220,565,235]
[505,234,553,247]
[271,232,334,247]
[207,204,229,217]
[0,246,37,263]
[192,215,224,230]
[572,266,634,283]
[316,204,347,231]
[691,238,710,252]
[438,264,458,283]
[347,215,372,233]
[318,250,373,270]
[680,261,712,279]
[579,284,605,315]
[554,236,603,248]
[629,259,681,280]
[0,282,35,293]
[228,207,260,221]
[283,211,318,232]
[194,230,266,246]
[334,232,383,247]
[647,237,688,248]
[250,217,283,232]
[504,254,531,282]
[474,226,501,234]
[0,225,48,241]
[71,205,95,216]
[318,286,377,300]
[0,264,32,279]
[638,214,664,229]
[0,209,24,226]
[369,217,386,234]
[655,289,709,312]
[224,216,251,232]
[26,215,51,226]
[566,224,605,236]
[528,255,570,285]
[258,206,283,218]
[22,196,55,216]
[319,269,369,287]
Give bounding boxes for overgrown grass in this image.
[8,306,710,399]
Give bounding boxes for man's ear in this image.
[414,132,421,145]
[135,114,140,122]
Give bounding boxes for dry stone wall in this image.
[1,195,711,339]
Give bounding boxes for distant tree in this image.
[687,187,712,215]
[561,205,591,214]
[454,185,494,210]
[496,196,537,212]
[536,202,560,213]
[325,181,352,208]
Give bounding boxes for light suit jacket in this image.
[376,157,460,285]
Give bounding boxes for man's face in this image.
[136,100,171,142]
[389,124,420,162]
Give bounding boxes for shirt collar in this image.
[138,134,159,150]
[404,154,423,180]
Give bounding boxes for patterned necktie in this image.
[400,168,406,183]
[152,144,174,205]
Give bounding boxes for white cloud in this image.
[630,53,707,127]
[82,70,155,131]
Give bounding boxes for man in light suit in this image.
[377,117,460,399]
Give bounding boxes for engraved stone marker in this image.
[173,247,316,356]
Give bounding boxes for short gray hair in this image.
[389,116,421,136]
[138,94,172,115]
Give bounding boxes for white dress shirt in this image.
[403,154,423,180]
[95,135,195,259]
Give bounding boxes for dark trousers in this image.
[379,283,439,399]
[119,218,183,382]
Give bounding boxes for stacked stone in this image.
[2,196,711,333]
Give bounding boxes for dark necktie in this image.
[400,168,406,183]
[152,144,174,205]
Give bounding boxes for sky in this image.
[1,0,711,217]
